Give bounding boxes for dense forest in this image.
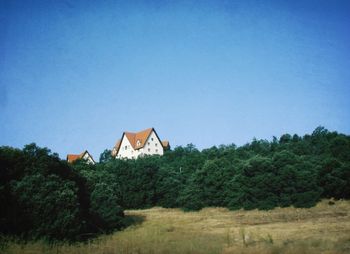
[1,127,350,241]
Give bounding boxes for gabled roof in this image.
[67,154,81,163]
[129,128,153,149]
[113,127,166,155]
[162,140,170,148]
[67,150,95,164]
[112,140,121,156]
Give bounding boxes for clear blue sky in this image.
[1,0,350,160]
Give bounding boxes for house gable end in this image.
[145,129,163,147]
[134,128,153,150]
[67,150,95,164]
[82,150,96,164]
[142,129,164,156]
[117,133,136,158]
[113,128,167,159]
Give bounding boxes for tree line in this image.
[1,126,349,241]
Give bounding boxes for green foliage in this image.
[12,174,81,239]
[0,143,123,242]
[181,159,233,210]
[156,165,184,208]
[90,182,124,230]
[1,126,350,242]
[318,159,350,199]
[227,156,279,210]
[90,126,348,212]
[99,149,113,163]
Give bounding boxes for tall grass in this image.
[2,200,350,254]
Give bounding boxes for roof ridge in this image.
[113,128,167,156]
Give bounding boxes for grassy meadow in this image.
[3,199,350,254]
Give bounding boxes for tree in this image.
[1,126,350,241]
[90,182,124,230]
[99,149,113,163]
[318,159,349,199]
[180,159,233,210]
[229,156,279,210]
[12,174,82,240]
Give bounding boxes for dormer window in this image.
[137,140,141,146]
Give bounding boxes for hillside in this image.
[4,200,350,254]
[1,127,350,243]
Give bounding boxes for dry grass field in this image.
[3,199,350,254]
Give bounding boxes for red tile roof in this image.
[162,140,169,148]
[113,128,168,155]
[67,154,82,163]
[67,150,95,163]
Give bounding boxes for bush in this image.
[2,126,350,241]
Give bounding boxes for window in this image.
[137,140,141,146]
[156,149,158,152]
[155,143,158,147]
[148,142,150,145]
[148,148,150,152]
[151,138,154,141]
[125,146,127,150]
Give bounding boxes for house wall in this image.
[142,130,164,156]
[82,152,95,164]
[117,135,137,159]
[116,130,164,159]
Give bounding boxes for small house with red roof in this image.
[112,128,170,159]
[66,150,95,164]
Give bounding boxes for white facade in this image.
[141,130,164,157]
[115,129,164,159]
[116,133,136,159]
[67,150,96,165]
[82,152,95,164]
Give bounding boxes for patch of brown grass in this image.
[3,199,350,254]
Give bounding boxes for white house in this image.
[112,128,170,159]
[67,150,96,164]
